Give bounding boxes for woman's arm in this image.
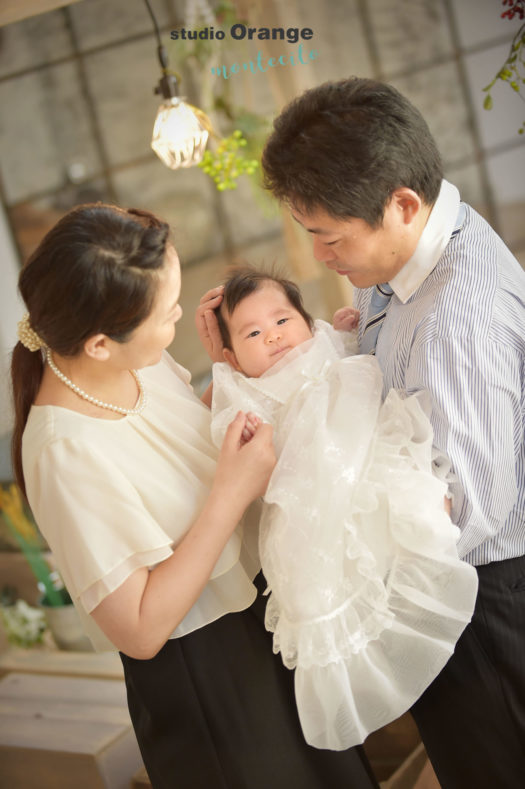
[195,285,225,363]
[90,412,274,659]
[195,287,224,407]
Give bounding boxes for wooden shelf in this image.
[0,671,142,789]
[0,645,123,680]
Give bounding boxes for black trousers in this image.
[411,554,525,788]
[120,573,379,789]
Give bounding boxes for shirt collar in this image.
[389,179,461,303]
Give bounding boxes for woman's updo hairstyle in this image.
[11,203,170,494]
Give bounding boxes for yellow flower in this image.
[0,483,40,546]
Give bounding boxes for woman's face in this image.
[115,245,183,369]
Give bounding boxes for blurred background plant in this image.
[169,0,271,192]
[0,593,47,648]
[0,483,70,607]
[483,0,525,133]
[199,128,259,190]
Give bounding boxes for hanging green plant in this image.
[483,2,525,133]
[199,129,258,190]
[168,0,271,191]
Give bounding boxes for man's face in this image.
[290,190,423,289]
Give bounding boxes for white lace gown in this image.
[211,321,478,750]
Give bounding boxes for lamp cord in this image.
[143,0,162,47]
[143,0,169,70]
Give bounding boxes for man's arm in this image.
[408,334,522,558]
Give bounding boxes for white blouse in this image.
[22,352,260,651]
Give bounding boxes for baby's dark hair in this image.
[216,265,314,350]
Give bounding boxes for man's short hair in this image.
[262,77,443,227]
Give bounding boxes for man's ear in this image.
[390,187,422,225]
[84,334,111,361]
[223,347,242,372]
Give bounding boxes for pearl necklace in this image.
[46,348,146,416]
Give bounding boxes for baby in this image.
[217,267,359,376]
[214,267,359,441]
[209,266,478,751]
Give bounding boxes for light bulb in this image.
[151,97,209,169]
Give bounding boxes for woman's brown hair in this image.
[11,203,170,495]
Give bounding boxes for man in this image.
[260,77,525,788]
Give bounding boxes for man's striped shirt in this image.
[355,181,525,566]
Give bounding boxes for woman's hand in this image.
[195,285,225,362]
[214,411,275,503]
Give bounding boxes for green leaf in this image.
[483,94,493,110]
[3,511,65,606]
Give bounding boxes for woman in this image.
[11,204,379,789]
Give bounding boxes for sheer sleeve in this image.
[29,437,174,613]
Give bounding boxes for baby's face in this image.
[223,282,313,377]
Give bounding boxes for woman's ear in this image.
[223,347,242,372]
[84,334,111,361]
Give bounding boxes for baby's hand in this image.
[333,306,360,332]
[241,412,262,446]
